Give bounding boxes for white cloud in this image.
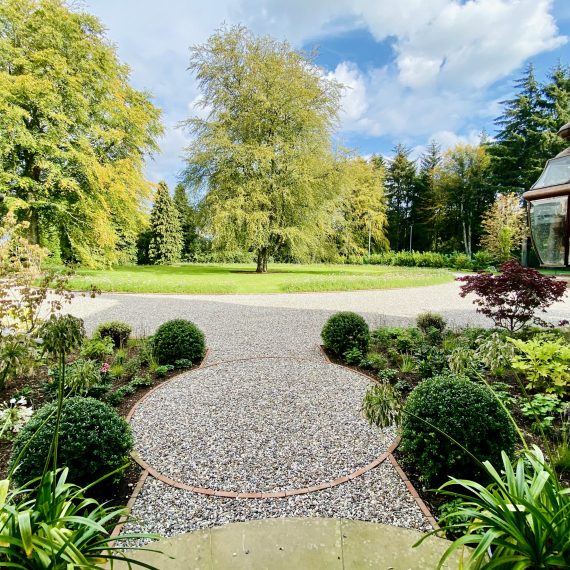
[85,0,567,184]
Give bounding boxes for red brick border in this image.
[124,355,400,499]
[110,469,149,539]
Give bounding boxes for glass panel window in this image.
[533,156,570,189]
[529,197,567,266]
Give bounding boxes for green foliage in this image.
[80,336,114,360]
[148,181,183,265]
[447,346,480,378]
[153,364,174,378]
[0,0,162,265]
[359,352,388,371]
[552,426,570,477]
[362,382,401,428]
[399,354,416,373]
[65,359,102,395]
[400,374,516,486]
[38,315,85,360]
[174,358,194,368]
[182,25,342,271]
[173,183,201,260]
[0,469,159,568]
[10,397,132,488]
[414,345,448,379]
[377,368,398,383]
[0,335,37,390]
[510,336,570,395]
[475,331,515,375]
[321,312,370,357]
[343,347,364,365]
[416,312,446,334]
[152,319,205,365]
[0,397,33,441]
[519,393,566,432]
[431,447,569,569]
[93,320,132,348]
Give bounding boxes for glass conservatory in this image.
[523,121,570,267]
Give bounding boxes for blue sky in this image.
[87,0,570,188]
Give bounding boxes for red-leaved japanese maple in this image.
[457,261,567,331]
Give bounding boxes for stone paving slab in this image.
[117,518,465,569]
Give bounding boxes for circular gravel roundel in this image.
[130,358,393,493]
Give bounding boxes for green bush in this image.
[80,336,114,360]
[321,312,370,357]
[152,319,205,365]
[362,382,402,428]
[93,320,132,348]
[400,374,516,486]
[10,397,133,488]
[416,312,446,334]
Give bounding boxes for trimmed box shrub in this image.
[321,312,370,357]
[152,319,205,365]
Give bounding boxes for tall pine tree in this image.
[385,144,417,251]
[416,141,443,251]
[542,63,570,158]
[148,182,183,265]
[173,183,199,260]
[489,64,549,195]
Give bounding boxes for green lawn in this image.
[67,263,454,295]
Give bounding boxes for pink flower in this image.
[100,363,111,373]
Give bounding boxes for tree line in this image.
[0,2,568,269]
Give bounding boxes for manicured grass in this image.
[67,263,454,295]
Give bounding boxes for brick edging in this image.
[110,469,149,539]
[124,353,400,499]
[387,454,439,530]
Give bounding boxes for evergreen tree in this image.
[182,26,341,272]
[385,144,418,251]
[488,64,548,195]
[148,182,183,265]
[0,0,162,265]
[416,141,444,251]
[541,63,570,158]
[173,184,199,259]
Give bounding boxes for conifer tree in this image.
[148,182,183,265]
[173,184,199,259]
[542,63,570,158]
[385,144,417,251]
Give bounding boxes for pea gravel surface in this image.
[123,461,431,544]
[131,358,394,493]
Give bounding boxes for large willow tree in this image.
[0,0,162,265]
[182,26,342,272]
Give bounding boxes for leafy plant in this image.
[552,424,570,477]
[475,331,515,375]
[153,364,173,378]
[400,374,516,486]
[519,393,566,432]
[65,359,102,395]
[358,352,388,371]
[153,319,205,365]
[0,468,161,568]
[426,446,570,569]
[458,260,567,331]
[80,336,115,360]
[362,382,402,427]
[174,358,194,368]
[416,312,446,334]
[394,379,412,394]
[510,336,570,395]
[447,346,479,377]
[93,320,132,348]
[377,368,398,382]
[343,346,364,365]
[110,363,125,378]
[321,312,369,357]
[10,397,133,489]
[0,335,37,390]
[414,345,448,379]
[399,353,416,373]
[487,380,517,409]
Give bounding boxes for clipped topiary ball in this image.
[400,374,516,486]
[10,397,133,488]
[321,311,370,357]
[152,319,205,365]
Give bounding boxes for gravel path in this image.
[131,358,394,493]
[124,462,431,542]
[72,280,568,539]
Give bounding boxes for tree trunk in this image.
[256,247,268,273]
[28,208,40,245]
